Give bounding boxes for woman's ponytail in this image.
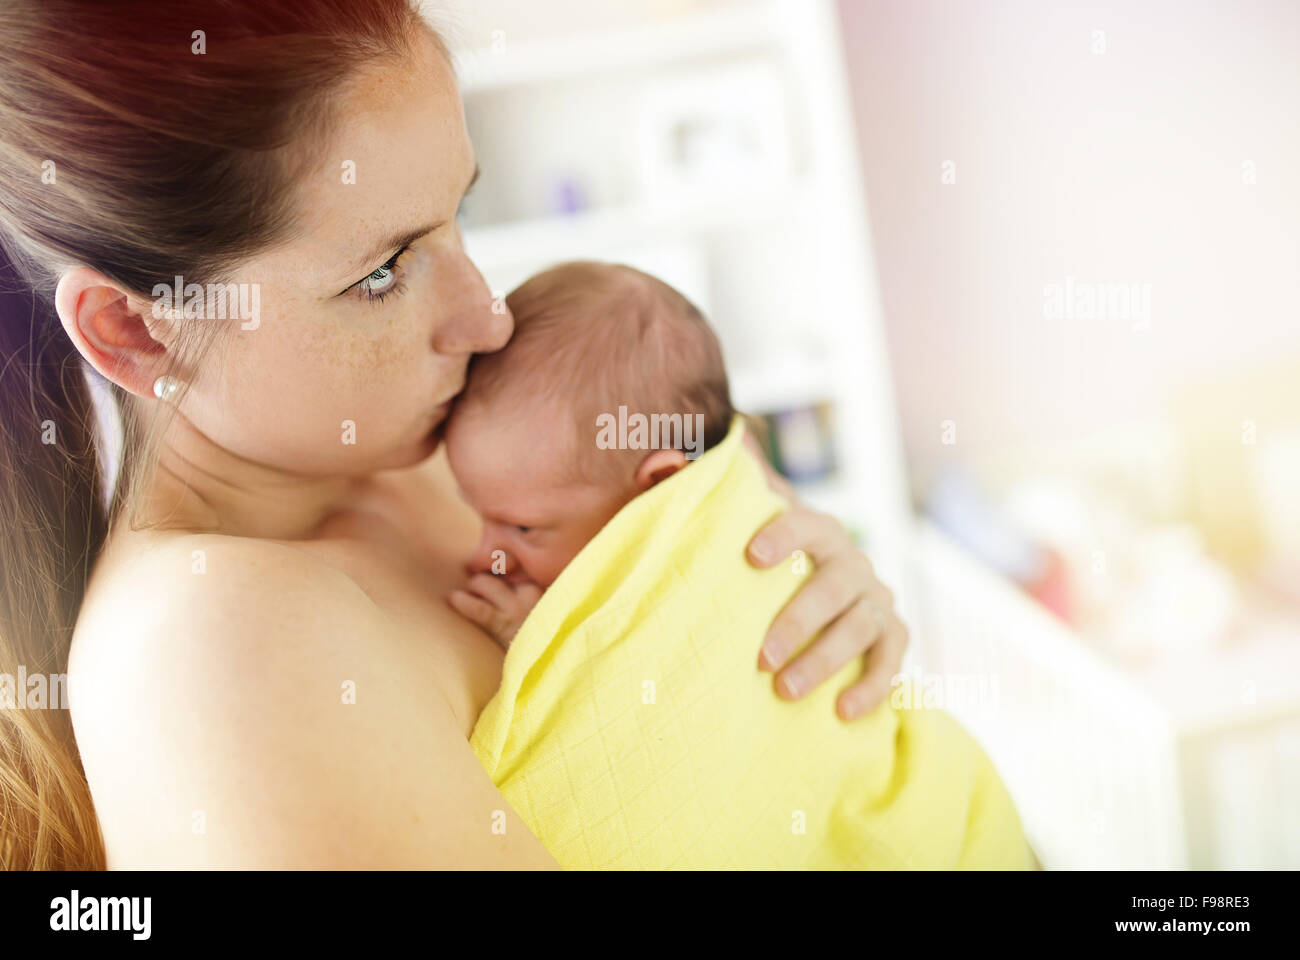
[0,243,108,868]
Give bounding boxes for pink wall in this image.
[837,0,1300,497]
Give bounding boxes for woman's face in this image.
[180,28,511,475]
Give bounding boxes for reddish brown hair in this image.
[0,0,427,869]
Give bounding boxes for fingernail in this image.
[780,671,803,697]
[760,631,788,670]
[750,539,773,563]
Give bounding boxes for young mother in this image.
[0,0,910,869]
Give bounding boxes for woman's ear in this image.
[633,448,689,492]
[54,266,172,398]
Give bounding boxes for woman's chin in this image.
[410,418,447,461]
[364,423,444,473]
[373,406,451,470]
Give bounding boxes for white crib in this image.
[910,520,1300,870]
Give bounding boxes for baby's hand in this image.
[449,573,544,650]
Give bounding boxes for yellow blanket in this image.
[470,416,1035,869]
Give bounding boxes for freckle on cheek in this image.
[345,325,409,386]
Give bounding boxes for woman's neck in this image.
[132,400,368,541]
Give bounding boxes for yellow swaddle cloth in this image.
[470,416,1035,869]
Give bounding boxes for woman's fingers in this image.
[758,556,865,670]
[747,505,845,568]
[746,498,912,721]
[835,614,909,719]
[772,598,884,700]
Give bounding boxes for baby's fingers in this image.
[513,581,544,611]
[449,589,499,632]
[467,573,518,610]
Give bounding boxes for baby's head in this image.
[445,261,733,588]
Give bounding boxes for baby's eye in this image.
[515,525,532,535]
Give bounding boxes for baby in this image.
[446,264,1039,871]
[444,260,735,647]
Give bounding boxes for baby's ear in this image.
[634,449,688,491]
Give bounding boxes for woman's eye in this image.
[360,263,397,295]
[352,245,410,302]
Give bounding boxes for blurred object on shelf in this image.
[1029,548,1071,624]
[548,174,588,216]
[1106,526,1239,667]
[925,466,1068,620]
[634,59,791,202]
[752,401,837,485]
[998,472,1140,634]
[999,475,1240,669]
[741,409,864,546]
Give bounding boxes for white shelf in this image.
[795,478,867,531]
[462,179,813,271]
[451,0,781,95]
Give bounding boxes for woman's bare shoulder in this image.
[70,530,555,868]
[73,530,375,680]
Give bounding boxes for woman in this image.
[0,0,909,869]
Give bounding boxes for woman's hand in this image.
[742,429,908,721]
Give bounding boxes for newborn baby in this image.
[445,263,1039,870]
[444,260,734,647]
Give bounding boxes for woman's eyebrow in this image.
[340,221,441,288]
[338,162,480,286]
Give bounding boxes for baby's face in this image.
[444,401,635,588]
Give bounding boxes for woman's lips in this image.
[432,384,463,419]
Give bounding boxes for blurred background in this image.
[425,0,1300,868]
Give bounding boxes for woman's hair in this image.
[0,0,428,869]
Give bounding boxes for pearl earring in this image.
[152,375,182,402]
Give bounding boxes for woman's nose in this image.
[434,254,514,356]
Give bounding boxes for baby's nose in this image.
[467,535,512,577]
